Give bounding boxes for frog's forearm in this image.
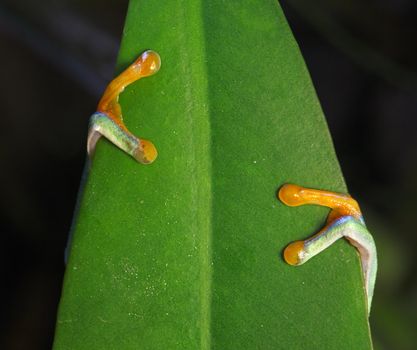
[87,50,161,164]
[278,184,377,315]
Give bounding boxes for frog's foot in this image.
[87,50,161,164]
[87,112,157,164]
[277,184,377,315]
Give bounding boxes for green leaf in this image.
[53,0,373,348]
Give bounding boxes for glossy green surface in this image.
[53,0,373,348]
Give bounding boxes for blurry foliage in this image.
[0,0,415,349]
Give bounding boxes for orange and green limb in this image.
[278,184,377,315]
[87,50,161,164]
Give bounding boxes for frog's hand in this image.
[278,184,377,315]
[88,50,161,164]
[283,216,377,314]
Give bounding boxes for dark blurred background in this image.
[0,0,415,349]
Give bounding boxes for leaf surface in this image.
[54,0,373,348]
